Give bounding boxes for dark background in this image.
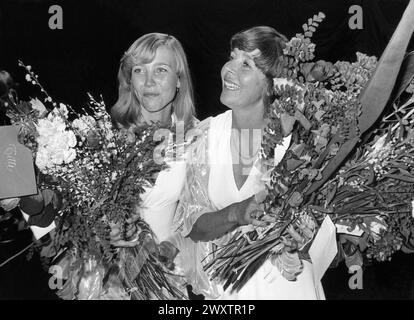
[1,0,413,120]
[1,0,414,299]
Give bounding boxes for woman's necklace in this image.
[230,128,261,163]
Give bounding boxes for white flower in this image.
[59,103,69,118]
[105,130,114,141]
[50,150,65,165]
[367,135,391,165]
[65,130,77,148]
[25,74,31,82]
[412,200,414,218]
[35,115,77,172]
[35,148,49,171]
[36,118,65,142]
[30,98,47,116]
[72,116,96,134]
[63,148,77,163]
[371,135,386,155]
[368,217,387,242]
[104,122,113,131]
[48,104,68,120]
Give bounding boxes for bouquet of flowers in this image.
[205,12,414,292]
[1,62,186,300]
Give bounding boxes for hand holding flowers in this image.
[2,62,185,300]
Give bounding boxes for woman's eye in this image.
[242,61,252,68]
[133,67,144,74]
[156,67,168,73]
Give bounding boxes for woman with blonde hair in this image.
[111,32,195,130]
[110,32,196,244]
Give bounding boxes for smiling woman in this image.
[221,48,266,115]
[170,26,328,300]
[223,26,287,112]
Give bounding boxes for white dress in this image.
[176,110,325,300]
[139,122,187,242]
[209,110,325,300]
[140,160,186,242]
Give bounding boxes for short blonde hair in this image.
[111,33,196,129]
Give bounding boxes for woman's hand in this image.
[158,241,180,270]
[110,218,179,269]
[109,216,141,247]
[189,194,276,242]
[227,195,275,227]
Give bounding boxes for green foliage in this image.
[206,11,414,292]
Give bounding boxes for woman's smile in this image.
[220,48,267,110]
[223,78,240,91]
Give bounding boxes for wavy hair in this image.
[111,33,195,129]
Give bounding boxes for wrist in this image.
[225,204,240,226]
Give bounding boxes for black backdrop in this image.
[2,0,414,300]
[0,0,412,121]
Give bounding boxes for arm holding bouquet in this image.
[201,3,414,298]
[188,195,270,242]
[171,25,328,299]
[0,32,197,300]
